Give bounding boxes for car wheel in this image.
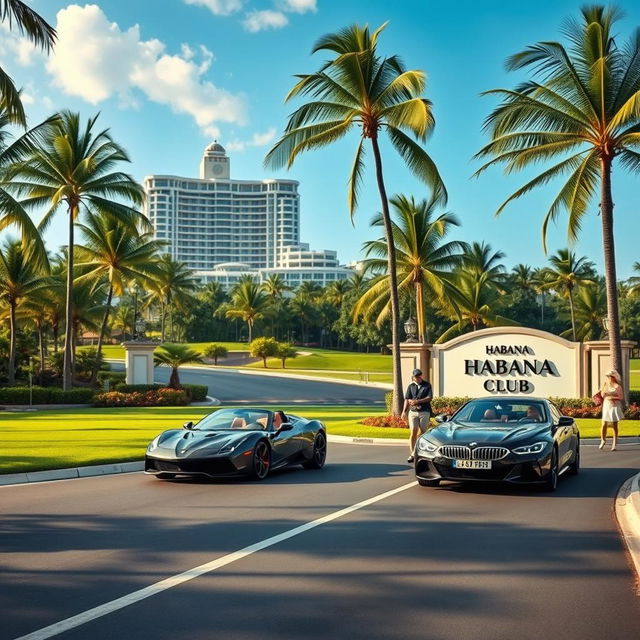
[542,447,558,491]
[303,432,327,469]
[418,478,440,487]
[156,473,175,479]
[568,443,580,475]
[250,441,271,480]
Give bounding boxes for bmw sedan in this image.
[415,397,579,491]
[145,407,327,480]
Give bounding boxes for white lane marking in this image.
[14,481,418,640]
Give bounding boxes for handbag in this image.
[592,391,603,407]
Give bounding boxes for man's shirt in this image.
[404,380,433,413]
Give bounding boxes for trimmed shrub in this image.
[97,371,126,387]
[113,382,207,401]
[249,337,279,367]
[93,388,188,407]
[181,383,208,401]
[114,383,161,394]
[0,386,95,404]
[203,343,228,364]
[361,415,409,428]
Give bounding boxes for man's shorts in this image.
[408,411,430,432]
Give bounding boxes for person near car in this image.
[599,369,624,451]
[401,368,433,464]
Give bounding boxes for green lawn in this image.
[1,405,638,475]
[87,342,249,360]
[248,348,392,373]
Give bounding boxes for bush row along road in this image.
[1,442,639,640]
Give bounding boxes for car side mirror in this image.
[435,414,449,423]
[558,416,574,427]
[271,423,293,439]
[183,421,194,430]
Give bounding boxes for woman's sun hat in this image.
[606,369,622,384]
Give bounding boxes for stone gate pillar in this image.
[399,342,432,391]
[122,341,157,385]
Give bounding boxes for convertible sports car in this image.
[414,397,579,491]
[145,407,327,480]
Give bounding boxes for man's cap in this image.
[412,369,422,377]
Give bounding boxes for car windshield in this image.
[452,399,547,427]
[194,408,271,431]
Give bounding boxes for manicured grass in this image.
[258,370,393,384]
[2,403,638,475]
[248,348,392,373]
[0,405,399,474]
[85,342,249,360]
[631,359,639,370]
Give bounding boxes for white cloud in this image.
[226,127,276,151]
[281,0,317,13]
[183,0,244,16]
[44,4,247,132]
[243,10,288,33]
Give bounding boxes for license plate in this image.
[453,459,492,470]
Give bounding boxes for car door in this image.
[269,421,300,465]
[550,403,573,468]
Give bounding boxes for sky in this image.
[1,0,639,277]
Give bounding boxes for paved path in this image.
[1,442,639,640]
[111,363,387,405]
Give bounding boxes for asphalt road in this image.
[111,363,387,405]
[2,443,639,640]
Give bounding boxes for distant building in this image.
[144,142,351,287]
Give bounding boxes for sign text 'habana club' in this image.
[463,345,559,393]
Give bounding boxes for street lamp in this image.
[403,316,418,343]
[601,315,610,339]
[134,317,147,341]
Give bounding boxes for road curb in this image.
[327,434,406,446]
[0,461,144,487]
[616,471,640,592]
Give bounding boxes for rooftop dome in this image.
[205,140,226,154]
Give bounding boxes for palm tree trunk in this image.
[63,206,75,390]
[91,283,114,384]
[370,134,403,416]
[600,156,623,376]
[160,300,166,342]
[8,301,17,386]
[416,282,426,342]
[38,322,46,385]
[568,290,577,341]
[169,366,180,388]
[248,319,253,343]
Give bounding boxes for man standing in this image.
[401,368,433,463]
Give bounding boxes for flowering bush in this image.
[94,388,188,407]
[361,415,409,428]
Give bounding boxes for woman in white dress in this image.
[599,370,624,451]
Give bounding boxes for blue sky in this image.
[2,0,639,277]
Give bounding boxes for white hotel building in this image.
[144,142,351,288]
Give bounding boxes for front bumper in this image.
[145,453,251,477]
[415,450,553,484]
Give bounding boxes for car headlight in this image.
[147,436,161,452]
[512,442,547,455]
[417,438,438,453]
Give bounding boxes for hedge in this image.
[0,386,96,405]
[384,391,640,419]
[94,388,189,407]
[97,371,126,387]
[113,382,208,401]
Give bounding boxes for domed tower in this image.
[200,141,230,179]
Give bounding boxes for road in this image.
[1,443,639,640]
[111,362,387,405]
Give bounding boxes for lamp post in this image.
[403,316,418,343]
[601,315,609,340]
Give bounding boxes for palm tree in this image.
[151,254,197,342]
[154,343,203,388]
[324,279,351,308]
[0,1,56,124]
[0,238,49,384]
[541,249,595,341]
[75,212,164,382]
[265,23,446,415]
[225,280,270,343]
[262,273,290,337]
[462,241,507,289]
[8,111,146,390]
[355,193,466,342]
[437,270,519,342]
[628,262,640,295]
[560,281,607,341]
[475,5,640,375]
[510,264,535,292]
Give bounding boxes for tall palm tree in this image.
[225,280,270,343]
[262,273,290,338]
[628,262,640,295]
[154,343,203,389]
[0,238,49,384]
[0,1,56,124]
[8,111,146,389]
[265,23,446,415]
[541,249,595,341]
[510,264,535,292]
[151,254,197,342]
[462,241,507,289]
[324,279,351,307]
[475,5,640,375]
[75,212,164,382]
[437,270,519,342]
[355,193,466,342]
